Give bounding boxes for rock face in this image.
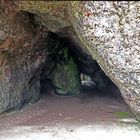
[0,1,140,119]
[68,1,140,119]
[0,8,48,112]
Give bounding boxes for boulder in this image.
[52,47,81,96]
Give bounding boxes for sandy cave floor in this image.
[0,84,140,140]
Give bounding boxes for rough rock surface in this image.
[68,1,140,118]
[0,1,139,119]
[0,8,48,112]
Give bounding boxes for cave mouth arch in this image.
[40,31,120,96]
[38,33,130,121]
[13,9,128,110]
[0,8,136,133]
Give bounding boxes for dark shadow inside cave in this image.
[40,32,124,104]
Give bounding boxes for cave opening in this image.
[36,33,132,122]
[13,10,126,106]
[40,31,120,97]
[0,8,136,136]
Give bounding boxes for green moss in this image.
[115,111,133,118]
[52,48,81,96]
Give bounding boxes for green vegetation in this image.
[115,111,133,118]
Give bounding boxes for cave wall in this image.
[0,8,48,112]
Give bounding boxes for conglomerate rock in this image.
[68,1,140,119]
[0,1,140,119]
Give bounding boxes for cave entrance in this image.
[0,32,133,132]
[0,5,138,139]
[39,32,132,124]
